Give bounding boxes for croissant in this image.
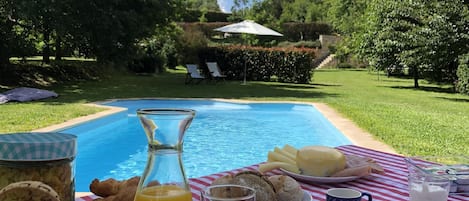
[90,176,140,201]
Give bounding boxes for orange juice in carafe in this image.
[134,109,195,201]
[134,185,192,201]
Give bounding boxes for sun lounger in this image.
[206,62,227,82]
[185,64,206,84]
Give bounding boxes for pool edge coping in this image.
[32,103,127,132]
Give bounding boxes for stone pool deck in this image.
[31,98,397,199]
[312,102,396,154]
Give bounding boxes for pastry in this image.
[211,171,278,201]
[0,181,60,201]
[268,175,303,201]
[331,155,385,177]
[90,176,140,201]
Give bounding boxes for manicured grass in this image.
[0,102,104,132]
[1,68,468,157]
[313,70,469,157]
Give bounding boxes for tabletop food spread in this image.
[74,145,469,201]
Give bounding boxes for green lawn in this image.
[1,68,468,157]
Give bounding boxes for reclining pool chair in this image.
[206,62,227,82]
[185,64,206,84]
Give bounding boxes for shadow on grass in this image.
[317,68,368,72]
[311,83,342,87]
[379,79,413,83]
[388,85,456,94]
[435,97,469,103]
[39,72,340,105]
[264,82,342,89]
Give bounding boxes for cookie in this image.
[0,181,60,201]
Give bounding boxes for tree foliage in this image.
[0,0,37,64]
[68,0,183,63]
[359,0,469,88]
[0,0,183,66]
[457,53,469,95]
[324,0,367,35]
[187,0,221,11]
[233,0,328,30]
[280,0,325,23]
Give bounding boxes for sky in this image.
[217,0,251,13]
[217,0,235,13]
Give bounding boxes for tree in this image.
[360,0,469,88]
[324,0,367,35]
[67,0,183,64]
[236,0,285,28]
[0,0,16,64]
[187,0,221,11]
[280,0,325,23]
[423,0,469,83]
[234,0,327,33]
[0,0,36,65]
[5,0,64,64]
[1,0,184,66]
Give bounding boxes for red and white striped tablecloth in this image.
[75,145,469,201]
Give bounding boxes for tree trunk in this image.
[0,46,10,65]
[55,35,62,61]
[43,28,51,64]
[0,56,10,65]
[413,66,419,88]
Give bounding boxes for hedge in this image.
[178,22,231,38]
[457,53,469,95]
[281,22,333,41]
[197,46,317,83]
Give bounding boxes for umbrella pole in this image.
[243,58,247,85]
[242,44,247,85]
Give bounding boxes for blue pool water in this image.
[59,99,352,191]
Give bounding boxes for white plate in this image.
[281,169,360,184]
[303,190,312,201]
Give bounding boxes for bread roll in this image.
[268,175,303,201]
[211,171,278,201]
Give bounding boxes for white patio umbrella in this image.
[214,20,283,36]
[214,20,283,84]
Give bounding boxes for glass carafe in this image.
[134,108,195,201]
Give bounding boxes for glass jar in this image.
[0,132,77,201]
[134,108,195,201]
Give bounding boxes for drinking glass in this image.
[201,184,256,201]
[408,174,451,201]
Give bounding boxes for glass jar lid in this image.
[0,132,76,161]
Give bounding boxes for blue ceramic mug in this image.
[326,188,372,201]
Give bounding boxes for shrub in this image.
[328,45,337,54]
[277,40,321,49]
[128,24,183,73]
[179,25,209,64]
[178,22,231,39]
[281,22,333,41]
[456,53,469,95]
[337,63,353,69]
[198,46,317,83]
[127,55,163,74]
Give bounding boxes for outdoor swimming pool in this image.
[60,99,352,191]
